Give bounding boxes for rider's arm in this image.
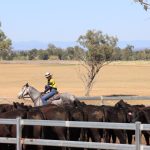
[44,85,51,93]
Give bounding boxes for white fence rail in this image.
[77,95,150,105]
[77,96,150,100]
[0,118,150,150]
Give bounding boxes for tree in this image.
[77,30,118,96]
[112,47,122,60]
[121,45,134,60]
[134,0,150,11]
[72,46,85,60]
[0,22,12,60]
[47,43,57,55]
[65,46,84,60]
[46,43,64,60]
[28,49,38,60]
[38,50,49,60]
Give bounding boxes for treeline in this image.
[112,45,150,61]
[7,44,150,61]
[10,44,84,61]
[1,22,150,61]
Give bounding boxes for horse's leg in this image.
[53,127,67,150]
[32,125,43,150]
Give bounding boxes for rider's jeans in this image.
[41,88,57,105]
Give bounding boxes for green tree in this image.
[77,29,118,96]
[57,48,64,60]
[0,22,12,60]
[28,48,38,60]
[62,46,84,60]
[13,51,28,60]
[112,47,122,60]
[38,50,49,60]
[47,43,63,60]
[47,44,57,55]
[72,46,85,60]
[66,47,77,60]
[121,45,134,60]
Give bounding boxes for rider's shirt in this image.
[48,79,57,90]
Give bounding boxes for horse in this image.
[17,83,78,107]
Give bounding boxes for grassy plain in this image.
[0,60,150,105]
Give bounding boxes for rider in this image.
[41,72,58,105]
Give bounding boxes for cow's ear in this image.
[26,83,29,87]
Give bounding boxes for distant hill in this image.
[12,41,78,51]
[118,40,150,50]
[12,41,48,50]
[12,40,150,51]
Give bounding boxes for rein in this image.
[21,87,30,99]
[22,96,31,99]
[21,86,41,102]
[27,87,42,106]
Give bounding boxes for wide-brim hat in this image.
[45,72,52,77]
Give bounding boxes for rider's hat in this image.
[45,72,52,78]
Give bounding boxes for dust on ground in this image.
[0,60,150,105]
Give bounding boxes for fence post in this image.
[16,117,22,150]
[135,121,141,150]
[101,96,104,105]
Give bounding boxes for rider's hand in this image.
[41,92,44,95]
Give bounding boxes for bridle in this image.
[19,84,43,106]
[23,86,42,105]
[20,86,31,99]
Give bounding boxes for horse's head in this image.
[18,83,30,99]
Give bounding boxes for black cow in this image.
[35,104,69,150]
[13,102,69,150]
[61,104,85,150]
[82,104,105,143]
[0,104,14,113]
[132,107,150,145]
[115,99,145,144]
[0,109,27,150]
[0,124,11,150]
[24,109,45,150]
[102,105,127,144]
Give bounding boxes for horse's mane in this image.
[29,85,40,93]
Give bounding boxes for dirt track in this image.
[0,60,150,105]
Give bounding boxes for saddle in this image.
[48,93,61,102]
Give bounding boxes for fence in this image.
[0,95,150,150]
[0,118,150,150]
[77,95,150,105]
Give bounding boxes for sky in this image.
[0,0,150,49]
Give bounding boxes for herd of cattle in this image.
[0,99,149,150]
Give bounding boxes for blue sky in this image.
[0,0,150,48]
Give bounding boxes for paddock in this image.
[0,61,150,149]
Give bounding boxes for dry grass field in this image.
[0,60,150,105]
